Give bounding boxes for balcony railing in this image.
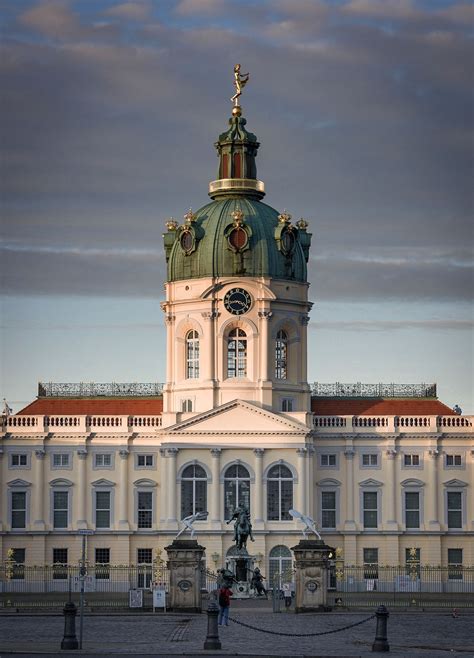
[38,382,163,397]
[312,382,437,398]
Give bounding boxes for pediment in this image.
[91,478,116,487]
[316,478,341,487]
[133,478,157,488]
[443,478,468,488]
[7,478,31,488]
[401,478,425,488]
[50,478,73,487]
[166,399,309,435]
[359,478,384,487]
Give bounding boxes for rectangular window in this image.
[95,548,110,580]
[53,491,69,529]
[181,399,193,412]
[363,491,378,528]
[11,548,26,580]
[11,454,28,467]
[11,491,26,528]
[447,492,462,528]
[405,491,420,529]
[53,548,68,580]
[137,548,153,588]
[137,455,153,467]
[53,454,70,468]
[362,454,378,467]
[363,548,379,580]
[448,548,463,580]
[446,454,462,467]
[404,454,420,466]
[95,454,112,468]
[95,491,111,528]
[138,491,153,529]
[321,491,336,528]
[281,398,293,412]
[320,454,337,467]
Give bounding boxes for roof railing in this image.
[38,382,163,398]
[311,382,437,398]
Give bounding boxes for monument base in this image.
[291,539,333,613]
[165,539,205,613]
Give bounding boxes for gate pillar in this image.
[165,539,205,612]
[291,539,333,613]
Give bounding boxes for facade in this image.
[1,100,473,580]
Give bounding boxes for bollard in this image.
[372,605,390,652]
[203,595,221,650]
[61,601,79,650]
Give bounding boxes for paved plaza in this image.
[0,602,473,657]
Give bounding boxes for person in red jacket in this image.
[218,585,233,626]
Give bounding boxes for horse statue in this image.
[250,567,267,598]
[227,505,255,551]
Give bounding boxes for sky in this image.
[1,0,473,414]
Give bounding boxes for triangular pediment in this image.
[91,478,116,487]
[7,478,31,488]
[165,400,309,435]
[359,478,384,487]
[443,478,468,488]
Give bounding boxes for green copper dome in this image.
[163,110,312,283]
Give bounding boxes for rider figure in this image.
[227,505,255,543]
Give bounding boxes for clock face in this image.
[224,288,252,315]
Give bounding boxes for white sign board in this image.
[153,588,166,610]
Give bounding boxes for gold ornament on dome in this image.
[231,63,249,109]
[278,210,292,224]
[297,218,308,230]
[183,208,197,224]
[231,208,245,226]
[165,218,178,231]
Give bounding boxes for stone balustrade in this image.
[312,415,473,434]
[2,415,163,434]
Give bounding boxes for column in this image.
[343,448,356,531]
[300,314,310,384]
[296,448,307,514]
[254,449,264,525]
[118,449,130,530]
[385,448,398,527]
[164,312,175,413]
[426,449,440,530]
[33,449,46,530]
[306,446,315,519]
[258,311,272,382]
[210,448,221,526]
[159,448,167,522]
[76,449,88,529]
[167,448,179,523]
[201,312,218,383]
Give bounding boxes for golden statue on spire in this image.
[231,64,249,111]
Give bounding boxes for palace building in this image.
[1,96,473,581]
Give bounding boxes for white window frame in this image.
[281,398,294,412]
[320,453,338,468]
[136,454,154,469]
[445,454,464,469]
[361,453,379,469]
[10,490,28,529]
[402,453,422,469]
[9,453,30,469]
[51,488,71,529]
[133,480,157,531]
[266,463,294,521]
[360,488,380,530]
[185,329,200,379]
[227,327,247,379]
[92,483,115,529]
[93,453,114,470]
[445,489,464,530]
[52,453,72,470]
[275,329,288,380]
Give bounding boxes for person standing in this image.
[218,584,233,626]
[283,583,292,609]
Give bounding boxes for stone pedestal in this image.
[291,539,333,613]
[165,539,205,612]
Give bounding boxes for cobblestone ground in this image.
[0,604,473,657]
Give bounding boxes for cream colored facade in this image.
[1,404,473,569]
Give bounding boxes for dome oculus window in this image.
[180,230,194,254]
[228,227,248,252]
[281,229,296,255]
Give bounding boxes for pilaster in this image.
[33,449,46,531]
[343,447,357,532]
[210,448,221,527]
[76,449,88,529]
[118,449,130,530]
[253,448,264,526]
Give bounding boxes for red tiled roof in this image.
[311,398,456,416]
[17,398,163,416]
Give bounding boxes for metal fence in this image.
[328,566,474,609]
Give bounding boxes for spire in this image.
[209,65,265,201]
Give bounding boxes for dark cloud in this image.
[0,0,472,303]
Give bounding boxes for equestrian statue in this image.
[227,505,255,551]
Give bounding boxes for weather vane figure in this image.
[289,509,322,540]
[175,511,208,539]
[231,64,249,107]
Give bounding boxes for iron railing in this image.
[38,383,163,398]
[311,382,437,398]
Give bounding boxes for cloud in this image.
[342,0,418,20]
[175,0,230,16]
[103,2,152,21]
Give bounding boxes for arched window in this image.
[269,545,293,588]
[181,464,207,519]
[267,464,293,520]
[224,464,250,519]
[227,328,247,378]
[275,330,288,379]
[186,330,199,379]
